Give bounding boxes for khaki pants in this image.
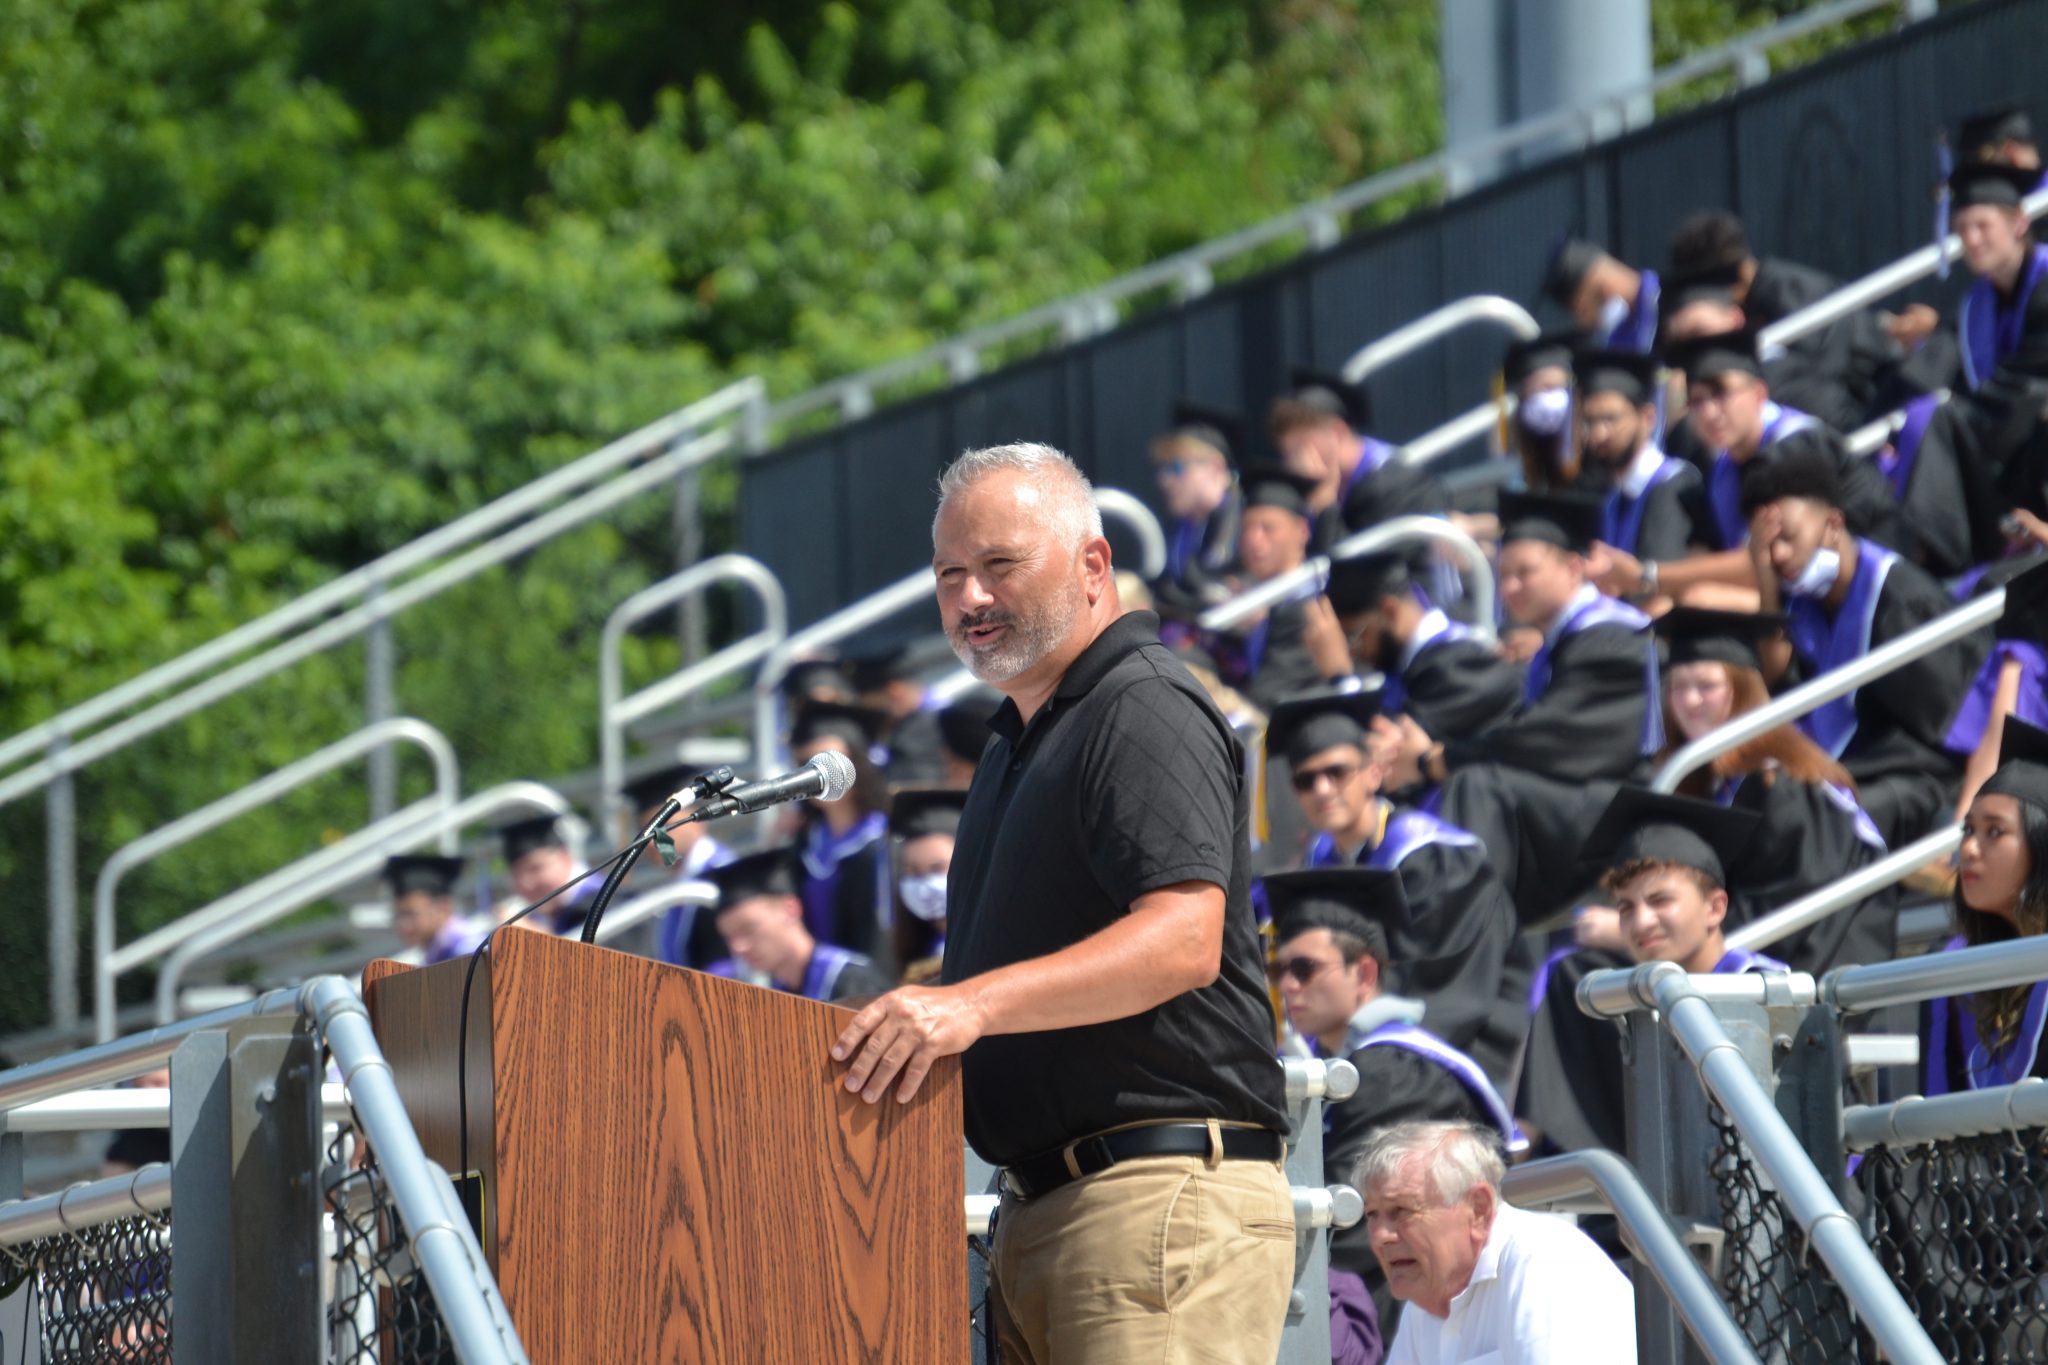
[989,1152,1296,1364]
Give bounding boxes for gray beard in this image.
[948,586,1083,684]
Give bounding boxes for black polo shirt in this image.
[941,610,1287,1166]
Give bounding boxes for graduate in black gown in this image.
[1500,330,1603,496]
[847,646,947,786]
[703,850,894,1003]
[1949,161,2048,507]
[1151,400,1247,592]
[1741,448,1992,846]
[1574,346,1702,566]
[1269,369,1449,545]
[787,700,895,958]
[1869,391,2008,580]
[887,788,965,985]
[934,693,1000,789]
[1324,550,1522,744]
[495,814,602,936]
[1543,235,1661,354]
[1262,867,1521,1341]
[1202,466,1343,712]
[1386,492,1660,923]
[1267,688,1530,1087]
[1649,608,1896,976]
[621,761,738,969]
[1520,788,1786,1156]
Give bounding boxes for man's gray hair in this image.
[934,442,1105,549]
[1355,1121,1506,1206]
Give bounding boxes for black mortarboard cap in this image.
[1498,489,1604,554]
[1960,105,2037,156]
[1543,235,1606,307]
[1655,607,1786,672]
[1324,551,1412,617]
[1663,327,1765,384]
[498,815,568,863]
[1262,867,1408,950]
[1738,442,1842,519]
[781,658,852,703]
[1166,399,1249,464]
[1574,347,1661,405]
[383,854,465,899]
[623,760,705,815]
[1266,686,1382,767]
[1239,464,1320,517]
[789,698,890,751]
[1978,717,2048,812]
[1577,786,1760,888]
[1287,367,1373,432]
[1949,160,2039,211]
[703,848,801,911]
[1503,330,1580,388]
[890,787,968,841]
[936,695,1000,764]
[846,645,915,694]
[1996,555,2048,644]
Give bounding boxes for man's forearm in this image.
[1655,549,1755,597]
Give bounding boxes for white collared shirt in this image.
[1385,1204,1637,1365]
[1615,442,1667,500]
[1397,607,1456,674]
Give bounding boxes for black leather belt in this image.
[1001,1123,1285,1201]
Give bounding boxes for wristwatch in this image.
[1638,558,1660,599]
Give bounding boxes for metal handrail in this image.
[90,718,462,1042]
[148,782,574,1027]
[1824,932,2048,1014]
[1842,1076,2048,1151]
[1612,962,1943,1364]
[0,379,764,783]
[0,1163,172,1248]
[1578,966,1820,1020]
[1094,487,1168,581]
[1651,586,2005,793]
[1502,1150,1762,1365]
[2,1084,354,1133]
[757,0,1921,433]
[1397,396,1511,467]
[1196,516,1497,639]
[598,555,788,838]
[590,882,719,948]
[1724,824,1961,954]
[1343,296,1539,384]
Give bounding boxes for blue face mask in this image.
[1518,385,1571,437]
[899,872,949,923]
[1784,545,1841,599]
[1598,293,1631,337]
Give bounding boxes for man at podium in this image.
[834,443,1296,1363]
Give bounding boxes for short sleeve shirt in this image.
[941,610,1288,1166]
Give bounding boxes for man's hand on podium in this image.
[832,984,987,1104]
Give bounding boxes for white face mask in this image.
[899,872,949,923]
[1598,293,1631,337]
[1518,385,1571,437]
[1784,544,1841,599]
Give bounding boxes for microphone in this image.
[687,752,856,821]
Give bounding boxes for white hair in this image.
[1355,1121,1505,1206]
[933,442,1105,549]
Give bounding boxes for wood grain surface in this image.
[370,931,965,1363]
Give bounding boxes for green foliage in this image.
[0,0,1881,1035]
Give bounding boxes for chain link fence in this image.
[1857,1123,2048,1363]
[324,1128,459,1365]
[0,1209,172,1364]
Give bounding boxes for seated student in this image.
[1500,331,1600,495]
[847,647,944,784]
[1263,867,1522,1347]
[1203,466,1351,711]
[1920,718,2048,1094]
[1268,690,1529,1087]
[1742,448,1994,846]
[1270,369,1448,541]
[781,658,854,708]
[1520,787,1786,1156]
[1325,551,1522,744]
[1152,400,1247,590]
[703,850,894,1004]
[1650,607,1895,975]
[1384,492,1659,921]
[934,693,1000,788]
[1954,557,2048,815]
[888,788,963,984]
[1949,161,2048,509]
[620,762,738,970]
[788,700,895,957]
[383,854,487,964]
[1544,235,1660,354]
[1573,347,1702,567]
[494,814,600,935]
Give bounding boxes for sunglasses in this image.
[1291,761,1362,793]
[1268,956,1337,986]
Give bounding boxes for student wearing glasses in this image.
[1266,687,1529,1089]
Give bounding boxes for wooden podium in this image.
[363,928,966,1362]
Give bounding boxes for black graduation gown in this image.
[1957,267,2048,491]
[1748,256,1902,429]
[1891,399,2008,578]
[1677,425,1907,556]
[882,708,947,785]
[1724,773,1897,976]
[1398,638,1524,743]
[1335,457,1447,535]
[801,829,891,960]
[1519,948,1632,1156]
[1231,598,1330,714]
[1621,460,1704,565]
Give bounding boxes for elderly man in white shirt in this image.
[1362,1121,1636,1364]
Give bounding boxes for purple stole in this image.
[424,917,488,966]
[1305,808,1483,880]
[1604,270,1660,353]
[1526,593,1663,755]
[798,812,888,945]
[1339,436,1396,504]
[1876,393,1941,501]
[657,839,738,965]
[1960,242,2048,390]
[1359,1022,1528,1151]
[794,943,866,1002]
[1787,538,1897,758]
[1211,576,1320,685]
[1705,404,1819,549]
[1600,453,1687,557]
[1942,640,2048,756]
[1924,935,2048,1094]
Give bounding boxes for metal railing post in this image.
[364,580,396,823]
[1723,824,1961,955]
[1341,295,1539,384]
[46,736,79,1032]
[1277,1058,1362,1365]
